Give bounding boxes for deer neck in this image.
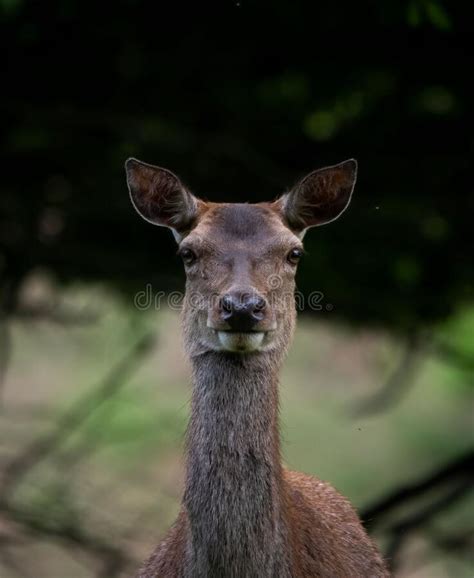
[183,351,292,577]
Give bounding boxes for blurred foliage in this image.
[0,0,472,333]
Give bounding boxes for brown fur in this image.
[125,158,389,577]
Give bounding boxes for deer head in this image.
[125,158,356,357]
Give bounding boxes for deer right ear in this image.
[125,158,200,240]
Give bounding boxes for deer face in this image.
[126,159,356,356]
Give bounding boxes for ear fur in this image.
[125,158,199,240]
[280,159,357,233]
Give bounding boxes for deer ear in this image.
[279,159,357,233]
[125,158,199,239]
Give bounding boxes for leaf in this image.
[407,1,421,27]
[424,0,452,30]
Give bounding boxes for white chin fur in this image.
[217,331,265,353]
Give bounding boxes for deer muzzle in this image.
[206,290,276,352]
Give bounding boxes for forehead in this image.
[189,203,295,246]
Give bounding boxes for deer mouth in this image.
[216,330,266,353]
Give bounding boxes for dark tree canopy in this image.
[1,0,472,331]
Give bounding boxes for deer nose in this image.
[220,292,267,332]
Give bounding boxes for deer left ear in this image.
[279,159,357,234]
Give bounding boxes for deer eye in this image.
[287,248,303,265]
[179,248,197,266]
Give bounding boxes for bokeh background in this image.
[1,1,473,577]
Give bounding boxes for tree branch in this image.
[0,331,155,501]
[362,449,474,529]
[351,333,424,417]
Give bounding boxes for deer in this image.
[125,157,389,578]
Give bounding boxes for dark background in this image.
[0,1,472,577]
